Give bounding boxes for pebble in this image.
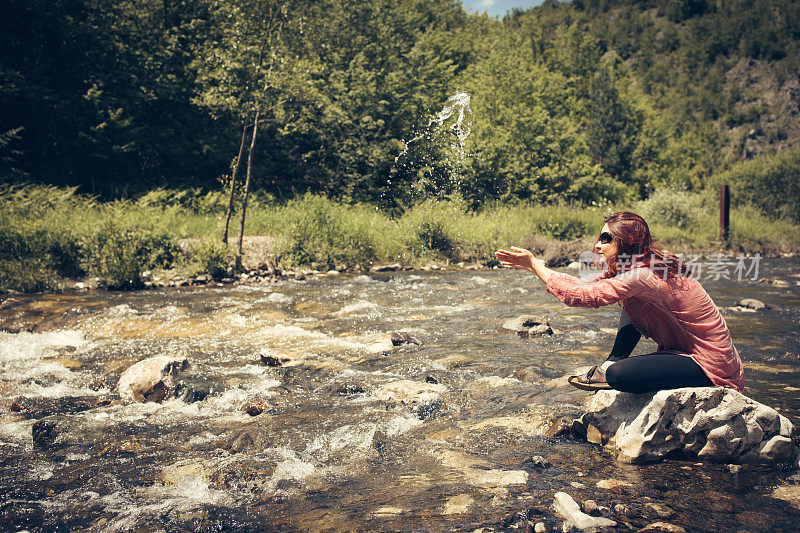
[614,503,633,517]
[569,482,586,489]
[526,455,550,469]
[581,500,599,515]
[533,522,549,533]
[644,502,677,519]
[596,478,632,493]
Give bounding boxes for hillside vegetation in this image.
[1,0,799,291]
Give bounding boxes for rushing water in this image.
[1,260,800,532]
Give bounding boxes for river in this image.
[1,260,799,531]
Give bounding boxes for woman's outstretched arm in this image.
[494,246,554,284]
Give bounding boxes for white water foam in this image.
[0,330,99,398]
[336,300,380,317]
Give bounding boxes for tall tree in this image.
[192,0,322,263]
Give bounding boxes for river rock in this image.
[772,484,800,510]
[373,380,446,405]
[370,263,402,272]
[117,355,189,402]
[553,492,617,530]
[739,298,769,310]
[638,522,685,533]
[644,502,676,519]
[390,331,422,346]
[32,419,61,449]
[579,388,799,464]
[503,315,553,337]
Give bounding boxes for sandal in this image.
[568,365,611,391]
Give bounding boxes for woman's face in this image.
[594,223,618,264]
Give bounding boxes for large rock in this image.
[579,387,798,464]
[117,355,188,402]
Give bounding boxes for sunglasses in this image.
[597,231,614,244]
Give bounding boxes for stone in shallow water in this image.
[638,522,685,533]
[772,484,800,510]
[442,494,474,515]
[502,315,553,337]
[579,387,798,464]
[553,492,616,530]
[738,298,768,310]
[117,355,188,402]
[373,380,446,405]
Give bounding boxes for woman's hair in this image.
[602,211,689,278]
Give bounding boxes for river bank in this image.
[2,186,800,295]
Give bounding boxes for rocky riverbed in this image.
[1,260,800,531]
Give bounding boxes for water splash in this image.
[389,92,474,206]
[397,91,473,164]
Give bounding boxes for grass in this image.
[1,184,798,293]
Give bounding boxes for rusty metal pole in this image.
[719,184,730,242]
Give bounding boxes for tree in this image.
[193,0,322,263]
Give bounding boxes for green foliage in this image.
[183,240,231,280]
[0,185,181,291]
[80,223,177,290]
[636,187,711,230]
[712,148,800,223]
[80,225,148,290]
[0,258,60,293]
[2,0,800,229]
[269,195,382,269]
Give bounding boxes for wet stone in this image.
[553,492,616,530]
[581,388,799,464]
[644,502,676,519]
[390,331,422,346]
[32,419,61,449]
[533,522,550,533]
[117,355,189,403]
[739,298,769,310]
[544,417,575,439]
[9,396,111,419]
[502,315,553,337]
[613,503,633,517]
[596,479,632,493]
[524,455,551,469]
[638,522,685,533]
[371,263,402,272]
[243,401,267,416]
[334,383,366,396]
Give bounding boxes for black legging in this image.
[604,324,713,393]
[605,352,713,393]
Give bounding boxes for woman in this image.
[495,212,744,393]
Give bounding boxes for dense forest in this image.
[1,0,799,214]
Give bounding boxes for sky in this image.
[461,0,546,18]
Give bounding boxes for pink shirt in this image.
[545,266,744,391]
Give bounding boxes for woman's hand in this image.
[494,246,538,272]
[495,246,553,284]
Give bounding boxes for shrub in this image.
[188,240,230,280]
[272,195,379,269]
[0,258,61,292]
[81,224,177,290]
[711,149,800,223]
[637,187,709,230]
[400,200,464,262]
